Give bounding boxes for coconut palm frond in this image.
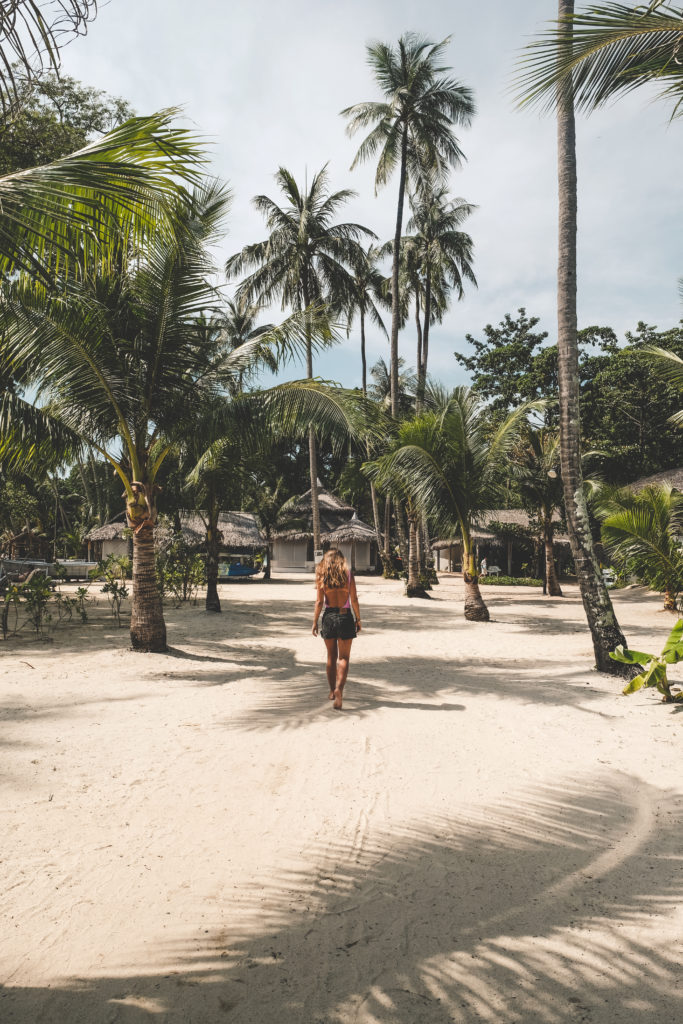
[516,3,683,118]
[0,109,205,281]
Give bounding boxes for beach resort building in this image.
[272,486,377,572]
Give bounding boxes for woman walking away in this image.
[312,549,362,710]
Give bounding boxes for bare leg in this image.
[324,638,338,698]
[333,638,353,709]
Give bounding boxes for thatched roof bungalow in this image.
[272,487,377,572]
[86,511,264,562]
[627,467,683,492]
[432,509,569,575]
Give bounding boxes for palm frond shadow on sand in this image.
[4,774,681,1023]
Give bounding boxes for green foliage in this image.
[611,619,683,703]
[93,555,130,627]
[156,538,205,607]
[20,573,53,639]
[0,73,133,176]
[597,484,683,608]
[480,575,543,587]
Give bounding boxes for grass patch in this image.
[480,575,543,587]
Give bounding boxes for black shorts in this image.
[320,607,357,640]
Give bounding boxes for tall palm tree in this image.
[342,33,475,418]
[225,165,374,553]
[511,426,565,596]
[516,2,683,118]
[340,244,389,397]
[366,388,535,619]
[517,0,631,674]
[404,184,477,409]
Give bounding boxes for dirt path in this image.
[1,576,681,1022]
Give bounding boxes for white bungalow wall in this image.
[338,541,372,571]
[102,539,130,560]
[272,539,309,571]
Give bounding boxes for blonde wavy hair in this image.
[315,548,349,590]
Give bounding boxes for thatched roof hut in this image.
[86,511,264,551]
[289,486,354,515]
[432,509,568,551]
[324,513,376,545]
[627,467,683,492]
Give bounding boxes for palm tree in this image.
[2,182,337,650]
[225,165,374,553]
[597,484,683,609]
[512,426,565,596]
[342,33,475,419]
[340,244,389,397]
[516,2,683,118]
[404,184,477,410]
[366,388,535,619]
[517,0,631,675]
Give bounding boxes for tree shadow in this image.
[3,774,680,1022]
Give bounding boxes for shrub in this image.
[479,575,542,587]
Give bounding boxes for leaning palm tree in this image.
[342,33,475,418]
[516,2,683,119]
[404,183,477,409]
[516,0,631,675]
[597,484,683,610]
[225,165,374,553]
[366,388,535,619]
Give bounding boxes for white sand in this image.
[0,574,681,1023]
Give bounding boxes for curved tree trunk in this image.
[303,279,321,556]
[417,268,431,412]
[463,547,489,621]
[360,305,368,398]
[205,501,221,613]
[383,494,392,568]
[395,499,408,570]
[556,0,628,674]
[130,522,166,652]
[544,526,563,597]
[389,124,408,420]
[406,514,427,597]
[414,293,423,413]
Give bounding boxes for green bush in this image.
[480,575,543,587]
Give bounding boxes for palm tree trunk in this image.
[264,537,272,580]
[360,305,368,397]
[416,516,424,571]
[544,525,563,597]
[556,0,628,674]
[462,543,489,622]
[130,521,167,651]
[389,124,408,419]
[205,500,221,613]
[406,514,426,597]
[304,281,322,555]
[309,427,321,554]
[418,268,431,412]
[395,499,408,569]
[415,293,423,413]
[370,482,386,573]
[383,494,391,566]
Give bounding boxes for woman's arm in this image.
[312,583,324,635]
[350,574,361,632]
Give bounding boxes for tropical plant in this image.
[611,619,683,702]
[403,183,477,409]
[517,0,631,675]
[342,33,475,418]
[225,164,374,551]
[516,2,683,119]
[366,388,536,619]
[338,243,388,397]
[2,181,337,651]
[511,426,565,596]
[596,483,683,609]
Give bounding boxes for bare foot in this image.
[328,690,335,700]
[333,688,343,710]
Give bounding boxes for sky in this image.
[59,0,682,390]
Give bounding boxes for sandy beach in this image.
[1,573,681,1023]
